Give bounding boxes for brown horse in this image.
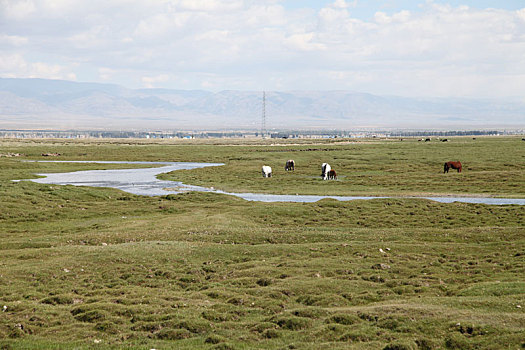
[328,169,337,180]
[444,161,462,173]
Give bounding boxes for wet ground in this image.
[22,161,525,205]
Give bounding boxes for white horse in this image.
[262,165,272,178]
[321,163,331,180]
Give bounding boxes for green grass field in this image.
[0,137,523,349]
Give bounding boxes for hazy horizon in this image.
[1,1,524,130]
[0,77,524,131]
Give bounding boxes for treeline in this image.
[0,130,246,139]
[1,129,520,139]
[387,130,502,137]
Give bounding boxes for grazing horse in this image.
[328,169,337,180]
[261,165,272,178]
[285,159,295,171]
[321,163,331,180]
[444,161,462,173]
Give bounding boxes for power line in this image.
[261,91,266,138]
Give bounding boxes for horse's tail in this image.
[444,162,448,173]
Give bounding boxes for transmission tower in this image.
[261,91,266,138]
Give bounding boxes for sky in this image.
[1,0,525,98]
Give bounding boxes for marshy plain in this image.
[0,136,524,349]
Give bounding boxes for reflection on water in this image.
[27,161,223,196]
[22,161,525,205]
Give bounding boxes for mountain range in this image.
[0,78,523,130]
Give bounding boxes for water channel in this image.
[22,161,525,205]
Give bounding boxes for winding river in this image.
[22,161,525,205]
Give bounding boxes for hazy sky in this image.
[1,0,524,97]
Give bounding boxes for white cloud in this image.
[374,11,391,24]
[0,53,76,80]
[134,13,184,40]
[319,6,351,24]
[0,54,28,76]
[0,1,524,97]
[516,8,525,21]
[98,67,115,81]
[0,34,28,46]
[1,0,36,20]
[142,74,170,88]
[68,25,110,49]
[177,0,243,12]
[331,0,351,9]
[285,32,325,51]
[392,10,410,22]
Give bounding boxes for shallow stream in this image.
[23,161,525,205]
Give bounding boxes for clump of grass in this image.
[201,310,236,322]
[415,338,438,350]
[339,329,375,342]
[272,316,311,330]
[444,334,471,349]
[168,320,211,334]
[251,322,277,334]
[41,294,74,305]
[205,334,227,344]
[382,340,418,350]
[71,308,108,323]
[295,294,348,307]
[94,321,119,332]
[292,307,328,319]
[155,328,192,340]
[210,343,236,350]
[327,313,360,325]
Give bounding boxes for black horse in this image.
[285,159,295,171]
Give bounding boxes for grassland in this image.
[0,136,524,349]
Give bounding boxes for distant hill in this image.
[0,78,523,130]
